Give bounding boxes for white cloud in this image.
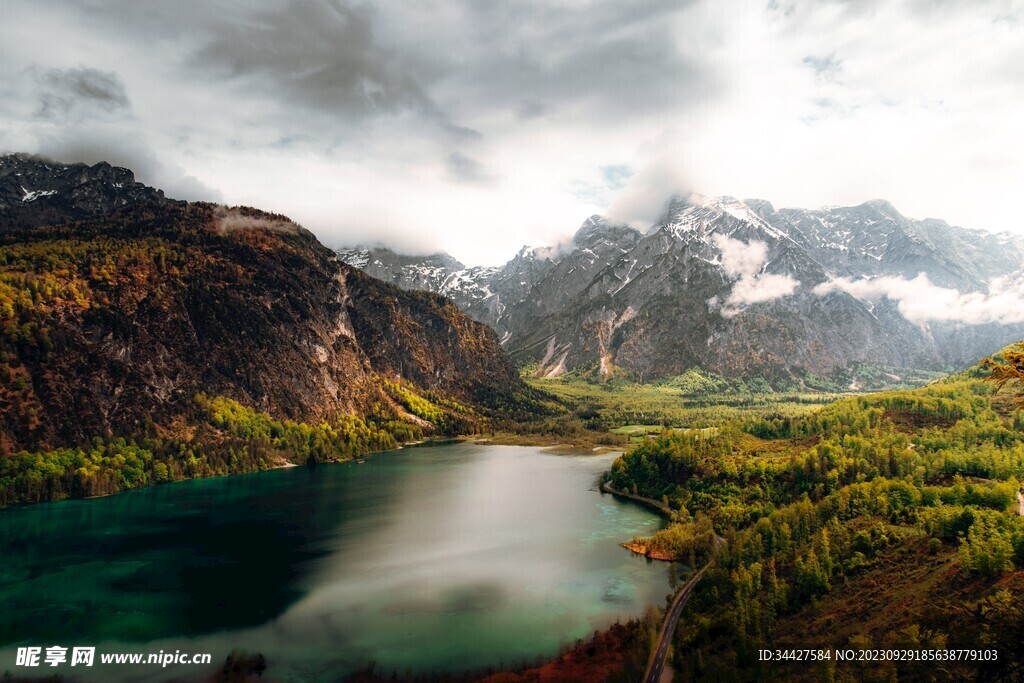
[713,235,799,316]
[1,0,1023,265]
[213,206,300,235]
[814,273,1024,325]
[605,135,693,229]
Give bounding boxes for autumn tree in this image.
[983,342,1024,407]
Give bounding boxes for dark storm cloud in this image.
[34,67,130,121]
[444,152,496,185]
[35,129,222,202]
[0,0,717,261]
[3,0,1021,265]
[17,0,457,142]
[187,1,441,122]
[440,0,710,119]
[159,0,714,136]
[9,0,713,144]
[78,0,709,128]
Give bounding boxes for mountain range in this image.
[0,154,528,467]
[338,194,1024,387]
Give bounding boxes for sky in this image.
[1,0,1023,266]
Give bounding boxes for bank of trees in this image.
[0,390,452,506]
[609,366,1024,680]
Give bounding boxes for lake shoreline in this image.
[469,429,630,451]
[619,540,678,562]
[598,482,682,562]
[2,426,633,510]
[0,436,466,510]
[1,442,669,682]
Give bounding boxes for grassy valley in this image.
[481,364,938,452]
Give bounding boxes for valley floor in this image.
[7,355,1024,682]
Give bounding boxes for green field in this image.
[608,424,664,435]
[486,365,946,451]
[527,374,852,428]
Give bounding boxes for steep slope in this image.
[339,194,1024,385]
[0,202,524,455]
[0,167,533,503]
[337,244,556,340]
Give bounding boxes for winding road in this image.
[641,536,724,683]
[634,487,1021,681]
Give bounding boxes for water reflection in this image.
[0,443,672,680]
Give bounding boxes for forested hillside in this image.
[606,347,1024,681]
[0,194,541,505]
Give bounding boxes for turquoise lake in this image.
[0,443,674,681]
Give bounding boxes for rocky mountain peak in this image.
[340,191,1024,384]
[572,215,642,254]
[659,193,790,244]
[0,154,171,231]
[512,244,549,261]
[744,198,777,220]
[859,198,902,218]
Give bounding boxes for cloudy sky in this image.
[1,0,1023,265]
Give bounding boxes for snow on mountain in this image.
[337,194,1024,382]
[1,153,170,231]
[750,199,1024,293]
[662,193,790,243]
[20,187,58,202]
[336,246,515,336]
[335,248,370,269]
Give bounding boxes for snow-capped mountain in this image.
[757,199,1024,292]
[338,194,1024,384]
[0,153,171,231]
[336,248,471,292]
[337,245,554,339]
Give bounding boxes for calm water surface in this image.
[0,443,673,681]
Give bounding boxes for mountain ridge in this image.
[0,153,174,232]
[338,193,1024,385]
[0,157,535,502]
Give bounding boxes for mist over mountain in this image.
[339,194,1024,386]
[0,153,174,232]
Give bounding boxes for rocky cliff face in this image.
[762,199,1024,292]
[0,171,525,454]
[337,245,554,341]
[0,154,171,232]
[339,194,1024,385]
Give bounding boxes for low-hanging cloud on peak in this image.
[213,206,302,235]
[29,128,223,203]
[2,0,1024,265]
[814,273,1024,325]
[712,235,800,317]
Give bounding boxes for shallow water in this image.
[0,443,673,681]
